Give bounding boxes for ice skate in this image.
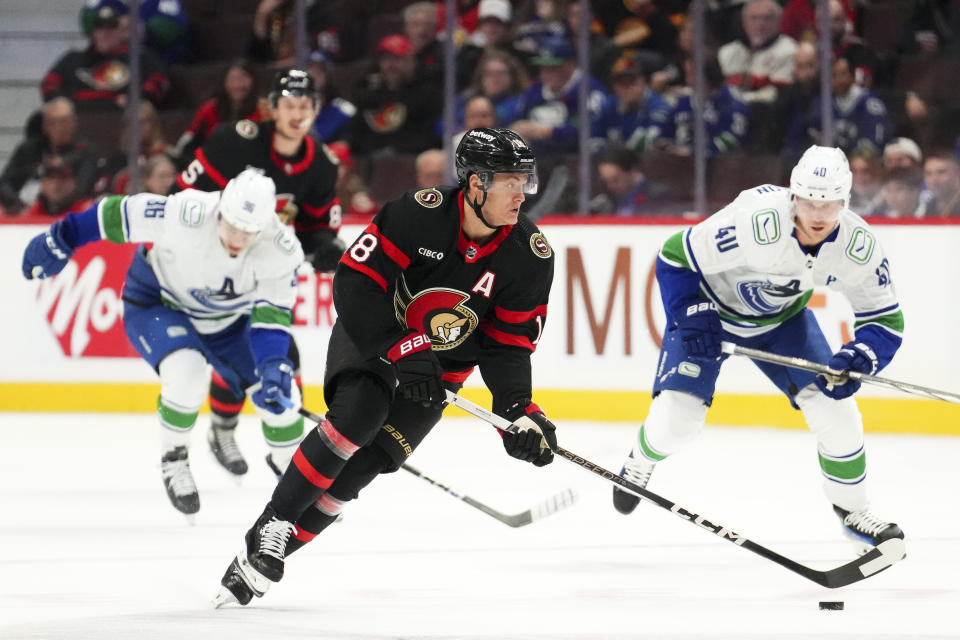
[161,446,199,517]
[246,504,297,582]
[214,550,272,607]
[207,423,248,476]
[612,448,655,515]
[833,505,905,555]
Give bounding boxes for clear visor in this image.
[479,171,539,195]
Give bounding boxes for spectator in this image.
[248,0,297,64]
[108,101,171,194]
[348,35,442,155]
[80,0,188,64]
[326,141,377,218]
[603,0,678,67]
[598,51,672,156]
[830,55,889,156]
[42,2,169,110]
[171,60,267,165]
[415,149,448,189]
[819,0,878,87]
[773,41,820,159]
[873,166,929,218]
[899,0,960,57]
[0,98,102,215]
[404,2,442,81]
[509,35,614,153]
[566,0,622,85]
[306,50,356,142]
[883,137,923,170]
[510,8,570,76]
[460,49,528,128]
[21,157,95,218]
[922,151,960,217]
[649,12,699,100]
[139,153,177,196]
[780,0,855,43]
[457,0,516,89]
[718,0,797,105]
[848,148,884,217]
[666,57,750,157]
[592,146,659,216]
[453,95,498,148]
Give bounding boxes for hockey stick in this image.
[401,463,578,528]
[721,342,960,405]
[288,402,578,527]
[443,390,906,589]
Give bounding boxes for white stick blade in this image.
[858,538,907,577]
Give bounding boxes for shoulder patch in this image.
[846,227,875,264]
[530,232,552,259]
[751,209,780,245]
[414,188,443,208]
[235,119,258,140]
[179,199,205,226]
[274,228,297,254]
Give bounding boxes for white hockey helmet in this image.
[218,169,277,233]
[789,145,852,208]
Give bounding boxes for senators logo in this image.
[364,103,408,133]
[76,60,130,91]
[394,276,478,350]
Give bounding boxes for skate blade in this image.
[212,586,238,609]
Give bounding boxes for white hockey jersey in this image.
[659,184,902,342]
[95,190,304,334]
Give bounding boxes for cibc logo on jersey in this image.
[394,276,478,350]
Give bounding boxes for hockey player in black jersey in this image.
[176,69,346,480]
[214,128,557,607]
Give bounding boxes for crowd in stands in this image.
[2,0,960,219]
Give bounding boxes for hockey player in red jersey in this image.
[176,69,345,479]
[213,128,557,606]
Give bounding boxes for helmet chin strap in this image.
[467,187,500,230]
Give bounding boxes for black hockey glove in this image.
[501,402,557,467]
[815,341,877,400]
[676,301,722,358]
[309,236,347,273]
[383,332,445,407]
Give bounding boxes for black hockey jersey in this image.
[334,186,554,414]
[175,119,341,254]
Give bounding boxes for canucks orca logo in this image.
[189,278,247,311]
[736,279,802,314]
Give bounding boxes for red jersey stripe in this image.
[292,450,334,489]
[319,418,360,458]
[196,148,228,187]
[341,254,388,291]
[494,305,548,323]
[368,223,411,269]
[480,322,536,350]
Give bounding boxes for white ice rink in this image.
[1,411,957,639]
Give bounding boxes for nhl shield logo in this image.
[530,232,552,259]
[414,188,443,208]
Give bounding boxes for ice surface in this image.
[0,411,956,639]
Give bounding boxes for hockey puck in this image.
[818,601,844,610]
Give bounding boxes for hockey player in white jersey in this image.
[21,169,306,516]
[612,145,905,553]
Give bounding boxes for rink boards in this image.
[1,219,958,434]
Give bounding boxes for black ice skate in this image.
[213,552,271,607]
[612,448,655,515]
[245,504,297,582]
[833,505,904,554]
[161,446,199,515]
[207,424,248,476]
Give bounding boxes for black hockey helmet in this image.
[268,68,319,108]
[455,128,538,194]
